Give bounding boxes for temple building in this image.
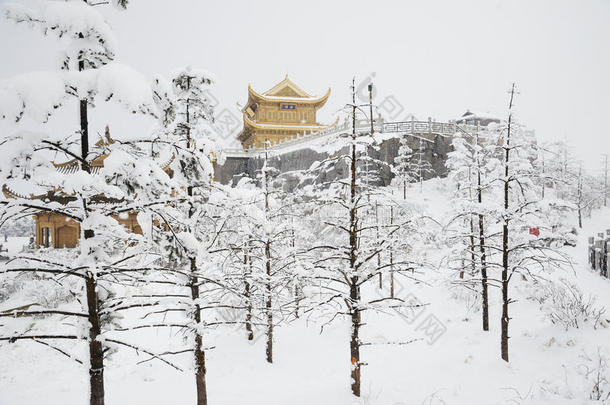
[237,75,336,149]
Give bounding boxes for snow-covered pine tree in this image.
[393,134,434,196]
[567,162,598,228]
[393,133,415,200]
[445,127,500,332]
[0,3,174,405]
[298,79,419,397]
[491,84,570,362]
[244,144,297,363]
[144,67,226,405]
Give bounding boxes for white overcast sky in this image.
[0,0,608,170]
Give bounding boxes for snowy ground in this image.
[1,183,609,405]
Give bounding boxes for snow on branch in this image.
[0,71,67,122]
[0,63,155,124]
[4,1,117,68]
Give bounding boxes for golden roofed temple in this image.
[237,75,336,149]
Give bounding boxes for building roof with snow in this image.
[455,110,501,126]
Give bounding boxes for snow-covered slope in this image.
[1,181,609,405]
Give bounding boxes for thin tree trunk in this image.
[189,189,207,405]
[349,81,361,396]
[78,53,103,405]
[86,274,105,405]
[479,211,489,332]
[190,269,207,405]
[476,136,489,332]
[244,246,254,341]
[469,217,476,276]
[265,239,273,363]
[185,76,207,405]
[78,40,90,174]
[263,151,273,364]
[292,228,300,319]
[376,201,382,288]
[390,204,394,299]
[467,167,476,277]
[501,83,515,363]
[294,284,300,319]
[349,281,361,397]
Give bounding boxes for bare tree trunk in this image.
[390,204,394,299]
[80,98,90,172]
[78,41,90,174]
[375,201,382,288]
[479,211,489,332]
[184,76,207,405]
[501,229,509,363]
[476,136,489,332]
[349,81,361,396]
[77,53,104,405]
[86,274,105,405]
[291,228,300,319]
[189,197,207,405]
[190,269,208,405]
[467,167,476,277]
[244,246,254,341]
[265,239,273,364]
[501,83,515,363]
[349,281,361,397]
[469,217,476,276]
[294,284,300,319]
[263,152,273,364]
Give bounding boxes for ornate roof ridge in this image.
[247,83,331,106]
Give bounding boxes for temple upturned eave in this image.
[247,84,331,108]
[238,114,339,144]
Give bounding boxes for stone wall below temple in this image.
[214,133,453,191]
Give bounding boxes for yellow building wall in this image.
[35,211,143,249]
[255,102,317,125]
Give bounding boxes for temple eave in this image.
[247,85,331,107]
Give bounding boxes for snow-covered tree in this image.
[144,67,224,405]
[393,134,415,199]
[445,128,500,332]
[0,3,173,405]
[230,146,297,363]
[297,79,419,397]
[393,134,434,197]
[491,84,570,362]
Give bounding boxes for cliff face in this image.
[214,133,453,189]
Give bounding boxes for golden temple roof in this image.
[247,75,331,107]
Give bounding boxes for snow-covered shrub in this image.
[578,347,610,402]
[0,272,75,307]
[0,248,80,307]
[532,279,607,330]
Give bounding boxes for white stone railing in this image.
[222,119,486,157]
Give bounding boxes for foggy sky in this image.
[1,0,608,170]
